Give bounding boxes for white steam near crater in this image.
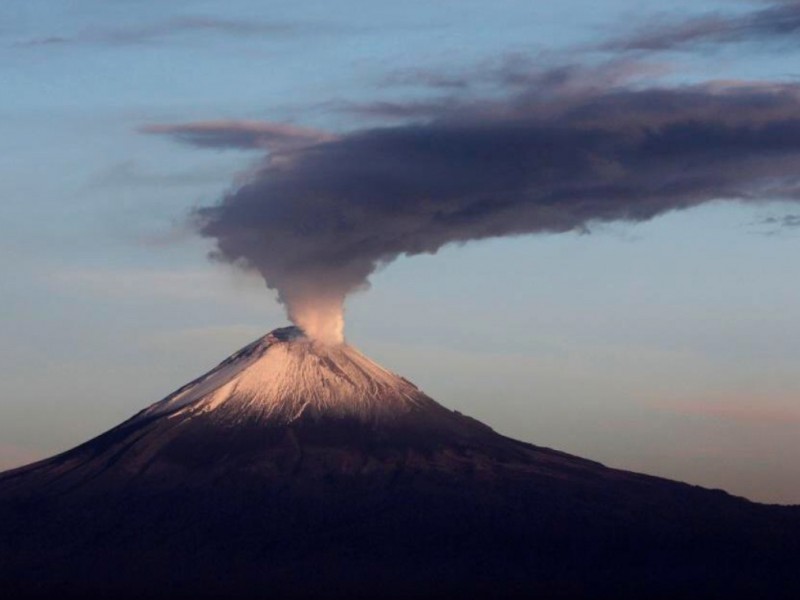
[286,292,345,346]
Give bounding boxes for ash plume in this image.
[148,76,800,344]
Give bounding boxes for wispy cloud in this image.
[347,57,674,121]
[14,16,324,48]
[607,1,800,52]
[16,36,71,47]
[750,212,800,235]
[140,120,335,151]
[760,214,800,228]
[379,55,672,95]
[381,69,471,90]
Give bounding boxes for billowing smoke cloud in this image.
[148,76,800,344]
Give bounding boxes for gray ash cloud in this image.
[147,61,800,340]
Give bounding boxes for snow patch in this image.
[134,327,434,426]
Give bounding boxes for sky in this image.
[3,0,800,503]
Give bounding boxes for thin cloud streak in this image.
[378,56,673,96]
[608,1,800,52]
[343,58,675,123]
[760,214,800,228]
[751,212,800,235]
[14,16,329,48]
[141,120,335,152]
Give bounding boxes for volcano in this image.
[2,327,800,599]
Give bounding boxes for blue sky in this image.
[3,0,800,503]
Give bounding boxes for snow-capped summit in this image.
[0,326,500,493]
[134,325,485,432]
